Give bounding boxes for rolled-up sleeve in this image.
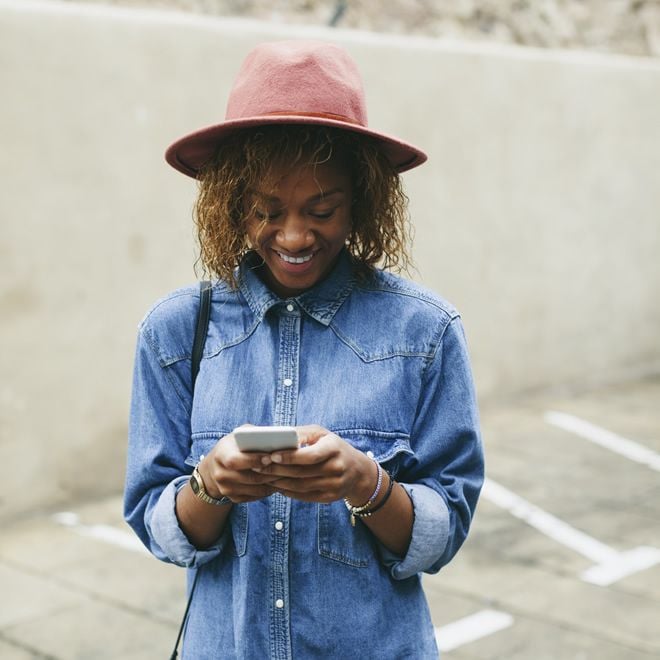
[379,315,484,579]
[123,323,224,568]
[378,482,450,579]
[147,477,229,567]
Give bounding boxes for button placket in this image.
[268,311,300,660]
[275,314,299,425]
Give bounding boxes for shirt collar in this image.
[238,250,356,326]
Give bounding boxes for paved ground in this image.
[1,376,659,659]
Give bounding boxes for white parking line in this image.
[53,511,149,555]
[545,411,660,472]
[435,609,514,652]
[482,478,660,586]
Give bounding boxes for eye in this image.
[309,207,337,220]
[255,209,282,221]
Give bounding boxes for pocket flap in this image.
[335,429,413,467]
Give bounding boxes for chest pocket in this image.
[317,430,412,567]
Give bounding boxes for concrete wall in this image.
[1,0,659,519]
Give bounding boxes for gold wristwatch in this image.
[189,458,232,506]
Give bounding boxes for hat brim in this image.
[165,115,427,178]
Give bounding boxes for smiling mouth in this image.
[276,251,315,264]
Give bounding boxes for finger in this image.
[270,437,338,466]
[227,455,276,473]
[238,469,282,485]
[208,468,280,501]
[227,484,277,503]
[252,462,331,479]
[215,472,279,499]
[295,424,330,447]
[212,443,276,471]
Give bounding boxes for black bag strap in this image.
[191,280,212,390]
[170,280,212,660]
[169,569,200,660]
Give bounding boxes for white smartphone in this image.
[233,426,299,452]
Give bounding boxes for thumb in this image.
[296,424,329,447]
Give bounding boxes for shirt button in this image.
[367,451,375,459]
[286,303,295,312]
[283,378,293,387]
[275,598,284,609]
[274,521,284,531]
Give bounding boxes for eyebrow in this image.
[249,188,346,204]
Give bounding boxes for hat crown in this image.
[225,41,368,127]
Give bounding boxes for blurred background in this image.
[46,0,660,56]
[1,1,659,658]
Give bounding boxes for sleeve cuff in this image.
[378,482,450,580]
[147,475,229,567]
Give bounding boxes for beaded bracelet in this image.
[357,472,395,518]
[345,470,395,526]
[344,457,382,527]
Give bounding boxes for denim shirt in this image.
[124,250,484,659]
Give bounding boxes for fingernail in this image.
[261,456,272,466]
[272,454,282,463]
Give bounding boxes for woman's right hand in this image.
[198,430,281,503]
[176,428,280,548]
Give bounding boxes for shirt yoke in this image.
[137,281,236,367]
[331,270,461,362]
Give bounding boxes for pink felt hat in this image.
[165,40,427,178]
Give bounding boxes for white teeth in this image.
[278,252,313,264]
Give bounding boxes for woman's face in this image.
[245,160,353,298]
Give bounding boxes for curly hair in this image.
[194,124,412,284]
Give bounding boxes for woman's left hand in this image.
[254,425,377,504]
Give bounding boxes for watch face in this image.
[190,475,201,495]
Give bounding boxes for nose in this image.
[275,214,314,253]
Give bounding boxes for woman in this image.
[125,40,483,659]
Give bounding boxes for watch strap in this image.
[190,464,232,506]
